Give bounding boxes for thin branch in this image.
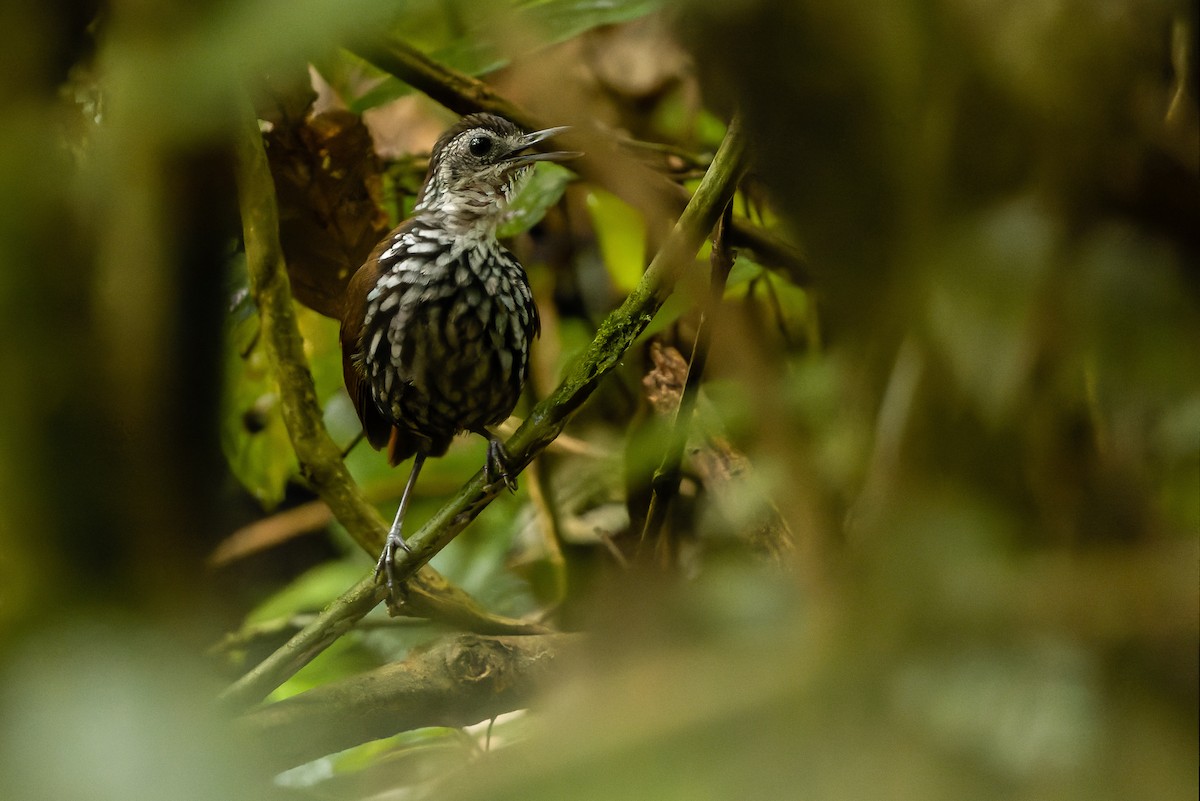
[640,204,736,557]
[209,499,332,567]
[526,458,567,607]
[616,136,713,170]
[493,415,609,459]
[211,421,606,566]
[211,608,430,663]
[728,222,810,286]
[219,575,383,711]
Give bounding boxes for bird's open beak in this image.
[503,126,582,167]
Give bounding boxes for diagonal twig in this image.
[640,203,737,558]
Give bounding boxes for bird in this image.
[339,112,579,597]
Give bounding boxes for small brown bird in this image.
[339,113,577,595]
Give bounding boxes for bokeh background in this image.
[1,1,1196,799]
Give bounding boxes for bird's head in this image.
[414,113,578,229]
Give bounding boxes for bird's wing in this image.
[340,232,404,453]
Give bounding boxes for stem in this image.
[219,575,383,711]
[640,204,736,557]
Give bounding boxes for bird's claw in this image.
[374,532,412,597]
[484,438,518,492]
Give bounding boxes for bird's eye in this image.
[468,136,493,157]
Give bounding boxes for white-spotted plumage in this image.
[348,115,543,463]
[339,112,575,596]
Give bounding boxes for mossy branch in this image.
[235,112,383,553]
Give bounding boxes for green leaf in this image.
[268,634,383,702]
[219,278,344,511]
[327,728,472,779]
[652,94,728,150]
[296,303,345,404]
[220,257,298,510]
[723,253,764,293]
[247,559,368,624]
[498,162,574,239]
[586,188,646,293]
[425,482,538,617]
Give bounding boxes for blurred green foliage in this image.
[319,0,663,111]
[0,0,1196,800]
[585,188,647,292]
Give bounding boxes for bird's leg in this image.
[477,429,518,492]
[374,453,426,595]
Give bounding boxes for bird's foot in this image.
[374,530,413,598]
[484,437,518,492]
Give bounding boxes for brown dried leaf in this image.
[643,340,688,416]
[265,109,390,318]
